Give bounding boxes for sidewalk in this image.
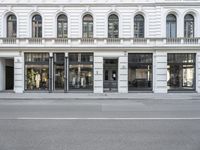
[0,92,199,100]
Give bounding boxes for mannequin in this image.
[81,76,86,88]
[35,72,41,89]
[72,76,76,87]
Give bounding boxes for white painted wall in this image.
[153,51,168,93]
[1,4,200,38]
[14,56,24,93]
[93,56,103,93]
[118,55,128,93]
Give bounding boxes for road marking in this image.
[13,117,200,120]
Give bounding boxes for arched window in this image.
[7,14,17,38]
[166,14,177,38]
[184,14,194,38]
[134,14,144,38]
[82,14,93,38]
[108,14,119,38]
[57,14,68,38]
[32,14,42,38]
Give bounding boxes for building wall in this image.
[0,0,200,93]
[1,4,200,38]
[14,56,24,93]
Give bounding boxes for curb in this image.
[0,97,199,101]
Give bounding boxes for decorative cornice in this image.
[0,0,200,7]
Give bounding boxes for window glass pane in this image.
[167,53,195,90]
[108,14,119,38]
[32,15,42,38]
[82,14,93,38]
[184,14,194,38]
[166,14,177,38]
[25,53,49,91]
[7,14,17,38]
[68,53,93,91]
[134,15,144,38]
[128,54,152,91]
[57,14,68,38]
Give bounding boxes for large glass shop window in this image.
[69,53,93,91]
[167,53,195,91]
[25,53,49,90]
[53,53,64,90]
[128,54,153,91]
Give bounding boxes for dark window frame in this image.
[82,14,93,38]
[32,14,42,38]
[69,53,93,64]
[134,14,145,38]
[184,14,194,38]
[167,53,196,91]
[108,14,119,38]
[7,14,17,38]
[166,14,177,38]
[128,53,153,91]
[57,14,68,38]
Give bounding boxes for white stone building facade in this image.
[0,0,200,93]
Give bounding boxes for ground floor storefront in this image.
[0,50,200,93]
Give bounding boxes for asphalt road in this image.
[0,99,200,150]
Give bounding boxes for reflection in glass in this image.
[134,14,144,38]
[25,65,49,90]
[32,14,42,38]
[184,14,194,38]
[25,53,49,90]
[128,54,152,91]
[54,53,64,90]
[7,14,17,38]
[166,14,177,38]
[57,14,68,38]
[167,53,195,90]
[83,14,93,38]
[69,53,93,91]
[108,14,119,38]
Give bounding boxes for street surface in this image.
[0,98,200,150]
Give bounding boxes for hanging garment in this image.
[35,73,41,89]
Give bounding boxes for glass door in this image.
[103,59,118,92]
[53,53,65,91]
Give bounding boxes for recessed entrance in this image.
[0,58,14,92]
[53,53,65,91]
[103,58,118,92]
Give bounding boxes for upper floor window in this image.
[7,14,17,38]
[57,14,68,38]
[82,14,93,38]
[166,14,177,38]
[184,14,194,38]
[134,14,144,38]
[32,14,42,38]
[108,14,119,38]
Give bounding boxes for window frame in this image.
[134,14,145,38]
[32,14,42,38]
[184,14,194,38]
[57,14,68,38]
[166,14,177,38]
[82,14,93,38]
[7,14,17,38]
[108,14,119,38]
